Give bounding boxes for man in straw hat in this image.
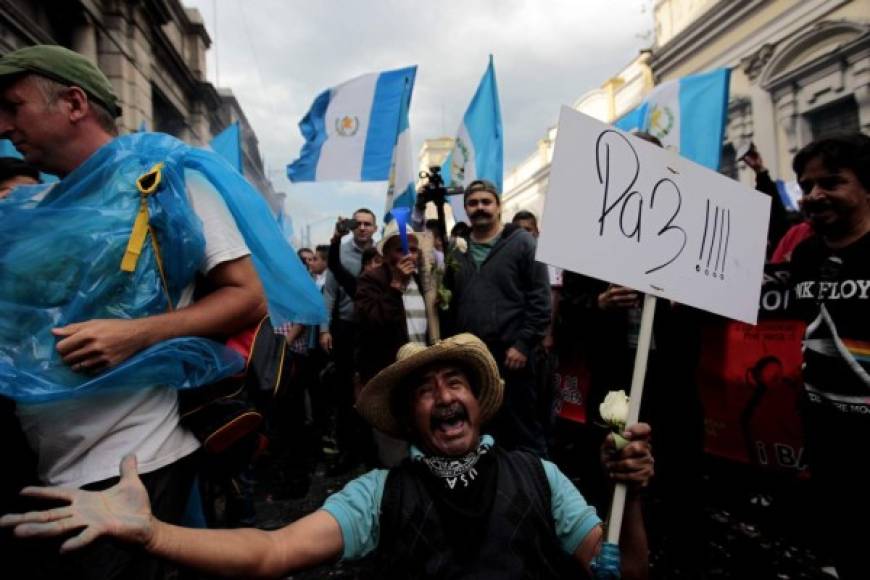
[2,333,653,578]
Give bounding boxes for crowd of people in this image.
[0,44,867,580]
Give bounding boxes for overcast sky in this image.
[185,0,653,244]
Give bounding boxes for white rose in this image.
[454,237,468,253]
[599,390,629,430]
[600,390,630,450]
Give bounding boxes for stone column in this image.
[742,43,780,177]
[71,14,97,64]
[851,48,870,134]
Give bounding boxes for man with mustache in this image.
[787,133,869,580]
[442,180,552,456]
[2,334,654,578]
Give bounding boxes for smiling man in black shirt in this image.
[788,133,869,580]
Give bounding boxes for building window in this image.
[808,96,860,140]
[152,86,186,138]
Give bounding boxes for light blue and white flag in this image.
[776,179,802,212]
[613,106,645,133]
[287,66,417,183]
[383,71,416,219]
[210,121,243,174]
[442,56,503,223]
[0,140,58,183]
[0,139,19,158]
[276,206,295,242]
[614,68,730,171]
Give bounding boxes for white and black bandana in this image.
[413,436,493,491]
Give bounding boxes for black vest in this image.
[375,447,584,579]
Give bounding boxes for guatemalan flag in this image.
[614,68,730,171]
[442,56,503,223]
[287,66,417,183]
[383,70,417,219]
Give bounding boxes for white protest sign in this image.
[537,107,770,324]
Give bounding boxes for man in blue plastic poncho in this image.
[0,45,324,579]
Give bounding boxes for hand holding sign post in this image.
[537,107,770,553]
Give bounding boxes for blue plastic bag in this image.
[0,132,325,403]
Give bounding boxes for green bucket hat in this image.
[0,45,121,117]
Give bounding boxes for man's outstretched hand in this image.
[0,455,154,552]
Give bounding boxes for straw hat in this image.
[356,333,504,438]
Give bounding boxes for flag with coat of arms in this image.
[286,66,417,186]
[614,68,730,171]
[442,56,503,223]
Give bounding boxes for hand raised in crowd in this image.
[331,217,345,243]
[319,331,333,353]
[742,149,765,174]
[0,455,154,552]
[601,422,654,492]
[53,318,151,373]
[597,285,640,311]
[389,255,416,290]
[504,346,528,370]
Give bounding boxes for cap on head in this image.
[464,179,499,201]
[0,45,121,117]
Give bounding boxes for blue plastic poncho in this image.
[0,132,325,403]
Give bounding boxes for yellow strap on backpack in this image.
[120,162,174,310]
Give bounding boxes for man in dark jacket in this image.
[443,179,551,455]
[355,221,433,384]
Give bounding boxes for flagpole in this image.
[605,292,656,545]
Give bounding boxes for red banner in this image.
[697,319,807,474]
[553,350,591,424]
[553,265,809,476]
[698,265,808,476]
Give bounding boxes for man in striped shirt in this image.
[355,220,436,385]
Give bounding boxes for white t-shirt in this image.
[16,168,250,487]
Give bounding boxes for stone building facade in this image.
[0,0,276,203]
[501,0,869,219]
[216,88,277,210]
[652,0,869,186]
